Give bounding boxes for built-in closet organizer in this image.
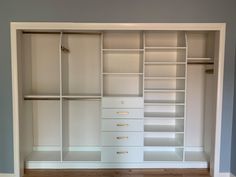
[17,29,220,170]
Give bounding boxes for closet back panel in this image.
[32,100,60,146]
[144,79,185,90]
[103,51,143,73]
[145,65,185,77]
[103,31,142,49]
[187,32,215,58]
[186,65,205,147]
[62,100,101,147]
[145,31,186,47]
[145,49,186,62]
[22,34,60,95]
[62,34,101,95]
[103,75,143,97]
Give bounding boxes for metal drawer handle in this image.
[116,151,128,154]
[116,111,129,115]
[116,123,129,127]
[116,136,128,140]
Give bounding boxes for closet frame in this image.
[10,23,226,177]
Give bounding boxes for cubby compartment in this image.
[144,92,185,105]
[144,119,184,133]
[144,148,183,161]
[145,49,186,62]
[22,33,60,96]
[23,100,61,162]
[103,51,143,73]
[145,64,186,77]
[187,31,215,59]
[103,31,143,49]
[61,34,101,97]
[103,75,143,97]
[144,79,185,91]
[62,99,101,161]
[144,133,184,147]
[145,31,186,48]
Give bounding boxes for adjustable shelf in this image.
[145,47,186,50]
[145,77,186,80]
[102,49,144,52]
[144,112,184,118]
[24,95,60,100]
[145,62,186,65]
[144,100,185,106]
[144,89,185,92]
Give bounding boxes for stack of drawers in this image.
[101,97,144,162]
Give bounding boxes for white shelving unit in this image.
[143,31,187,162]
[13,24,223,173]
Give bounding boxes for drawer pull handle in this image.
[116,136,128,140]
[116,112,129,115]
[116,151,128,154]
[116,123,129,127]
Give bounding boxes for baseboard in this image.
[231,173,236,177]
[0,174,15,177]
[217,173,236,177]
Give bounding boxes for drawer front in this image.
[102,147,143,162]
[102,132,143,146]
[102,97,143,108]
[102,119,143,131]
[102,109,143,118]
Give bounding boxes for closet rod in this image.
[22,31,101,35]
[187,62,214,65]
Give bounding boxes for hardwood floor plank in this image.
[24,169,211,177]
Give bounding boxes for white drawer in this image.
[102,132,143,146]
[102,147,143,162]
[102,109,143,118]
[102,97,143,108]
[102,119,143,131]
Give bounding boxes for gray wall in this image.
[232,48,236,175]
[0,0,236,173]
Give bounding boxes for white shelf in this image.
[24,95,60,100]
[144,124,184,133]
[62,95,102,99]
[144,89,185,92]
[63,151,101,161]
[26,151,61,161]
[103,94,143,97]
[144,112,184,118]
[144,100,185,106]
[103,73,143,75]
[145,77,185,80]
[144,151,183,161]
[144,62,186,65]
[144,137,183,147]
[185,151,208,162]
[102,49,144,52]
[145,47,186,50]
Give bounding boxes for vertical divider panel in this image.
[101,33,104,98]
[183,32,188,161]
[59,32,63,162]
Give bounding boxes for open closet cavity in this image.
[11,24,225,177]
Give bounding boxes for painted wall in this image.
[231,48,236,176]
[0,0,236,173]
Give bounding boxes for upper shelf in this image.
[145,31,186,48]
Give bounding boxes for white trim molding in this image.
[216,172,236,177]
[10,22,226,177]
[0,173,15,177]
[231,173,236,177]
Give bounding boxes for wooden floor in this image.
[24,169,211,177]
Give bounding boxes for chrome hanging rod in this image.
[187,62,214,65]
